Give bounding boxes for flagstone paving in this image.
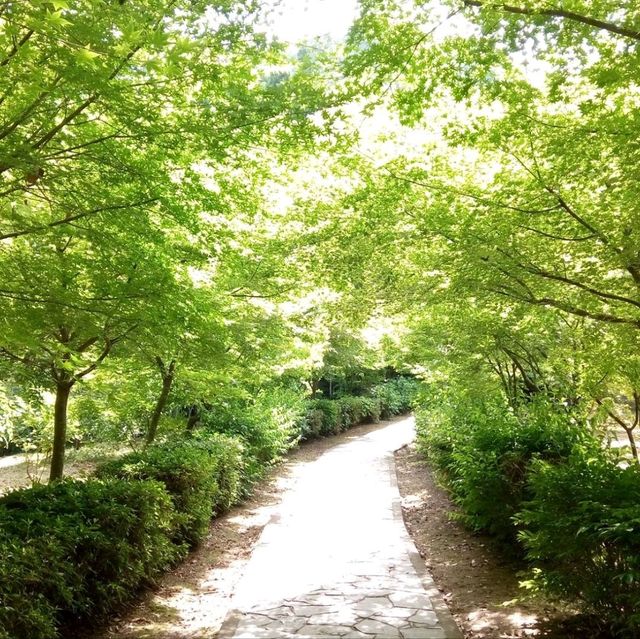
[219,416,462,639]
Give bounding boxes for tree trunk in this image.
[185,406,199,433]
[49,380,73,481]
[146,359,175,445]
[625,428,639,463]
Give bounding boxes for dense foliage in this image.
[0,479,176,639]
[96,434,244,547]
[416,384,640,632]
[1,0,639,634]
[520,452,640,635]
[0,381,416,638]
[417,394,588,545]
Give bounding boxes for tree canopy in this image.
[1,0,639,472]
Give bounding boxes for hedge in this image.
[96,433,244,548]
[0,382,419,638]
[0,478,176,639]
[302,378,417,440]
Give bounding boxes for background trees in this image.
[0,0,352,477]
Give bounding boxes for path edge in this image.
[389,450,464,639]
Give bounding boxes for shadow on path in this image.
[85,419,416,639]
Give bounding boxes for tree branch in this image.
[0,28,34,68]
[518,225,597,242]
[463,1,640,42]
[522,265,640,311]
[74,324,138,379]
[0,197,159,241]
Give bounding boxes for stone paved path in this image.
[219,416,462,639]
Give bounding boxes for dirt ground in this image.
[394,444,603,639]
[0,443,129,495]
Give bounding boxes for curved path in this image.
[219,416,462,639]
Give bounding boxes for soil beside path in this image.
[394,444,580,639]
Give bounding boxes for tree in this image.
[335,0,640,461]
[0,0,349,478]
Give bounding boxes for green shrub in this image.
[199,388,305,477]
[372,377,419,418]
[189,433,245,511]
[303,394,386,440]
[418,387,640,631]
[96,435,243,547]
[361,396,382,423]
[417,396,585,545]
[0,478,176,639]
[305,398,341,436]
[336,396,367,430]
[302,408,325,439]
[335,396,384,429]
[519,450,640,635]
[415,404,465,478]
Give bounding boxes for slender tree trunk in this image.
[146,358,175,445]
[625,428,639,463]
[185,406,199,433]
[49,380,73,481]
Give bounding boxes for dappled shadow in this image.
[222,578,450,639]
[74,417,407,639]
[534,614,615,639]
[0,443,130,495]
[446,606,612,639]
[394,445,589,639]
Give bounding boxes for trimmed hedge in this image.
[305,398,341,437]
[417,392,640,634]
[302,378,417,441]
[0,478,176,639]
[96,434,244,548]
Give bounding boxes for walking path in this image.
[219,416,462,639]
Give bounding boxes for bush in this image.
[96,434,244,547]
[336,396,366,430]
[418,386,640,631]
[417,396,585,545]
[199,388,306,480]
[303,407,326,439]
[415,403,466,478]
[334,396,383,428]
[519,450,640,635]
[372,377,419,418]
[302,378,417,440]
[0,478,176,639]
[305,398,341,437]
[189,433,245,511]
[361,396,382,423]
